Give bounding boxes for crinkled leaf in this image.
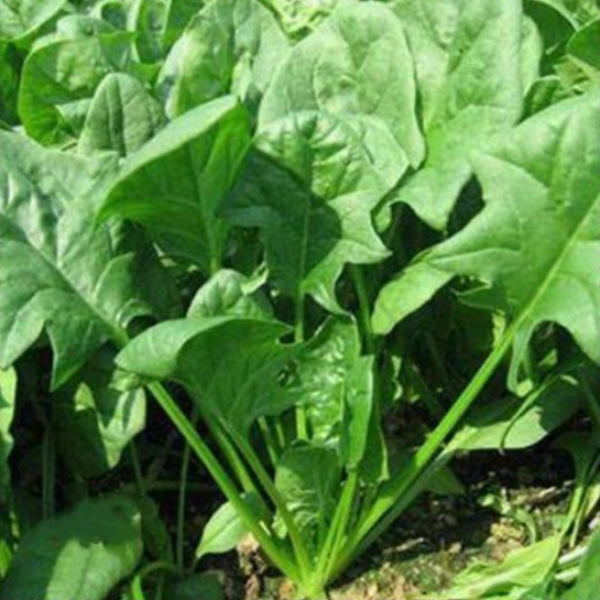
[54,350,146,478]
[188,269,272,319]
[0,497,143,600]
[269,0,339,39]
[225,111,389,310]
[159,0,290,118]
[79,73,166,157]
[100,96,251,274]
[260,0,424,181]
[0,0,68,42]
[128,0,204,63]
[0,369,16,505]
[275,443,341,551]
[18,17,135,146]
[392,0,525,229]
[117,316,296,433]
[0,133,159,388]
[374,93,600,387]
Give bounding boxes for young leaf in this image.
[18,17,135,146]
[0,0,68,42]
[374,93,600,387]
[275,443,341,551]
[0,133,158,388]
[391,0,525,230]
[196,493,266,561]
[225,111,389,311]
[0,497,143,600]
[79,73,166,157]
[260,0,424,181]
[0,369,16,505]
[100,96,251,274]
[117,316,296,433]
[54,350,146,479]
[159,0,290,117]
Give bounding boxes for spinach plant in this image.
[0,0,599,598]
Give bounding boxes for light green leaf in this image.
[225,111,389,311]
[117,316,296,433]
[100,96,251,274]
[54,350,146,478]
[392,0,525,229]
[0,133,159,388]
[275,443,341,551]
[563,529,600,600]
[196,493,266,561]
[0,368,16,505]
[159,0,290,117]
[18,17,135,146]
[260,0,424,181]
[79,73,166,158]
[437,536,561,599]
[188,269,272,319]
[374,93,600,387]
[0,497,143,600]
[0,0,68,42]
[268,0,339,39]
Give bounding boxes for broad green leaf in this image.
[225,111,389,311]
[165,573,225,600]
[392,0,525,229]
[54,350,146,478]
[117,316,296,433]
[566,18,600,81]
[79,73,166,157]
[100,96,251,274]
[0,369,16,505]
[128,0,204,63]
[260,0,424,181]
[187,269,272,319]
[437,536,561,599]
[275,443,341,551]
[196,493,266,561]
[525,0,577,57]
[18,17,135,146]
[0,133,161,388]
[563,529,600,600]
[159,0,290,118]
[0,0,68,42]
[0,497,143,600]
[374,93,600,387]
[268,0,339,39]
[447,373,583,453]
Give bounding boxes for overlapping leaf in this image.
[0,0,67,42]
[374,93,600,386]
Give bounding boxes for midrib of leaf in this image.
[297,195,312,298]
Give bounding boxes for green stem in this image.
[351,267,375,355]
[295,293,308,440]
[229,430,313,581]
[131,561,180,600]
[147,382,298,581]
[582,375,600,435]
[331,322,517,581]
[129,442,147,496]
[258,417,281,466]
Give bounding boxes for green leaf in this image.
[563,529,600,600]
[275,443,341,551]
[18,17,135,146]
[54,350,146,478]
[268,0,339,39]
[187,269,273,319]
[225,111,389,310]
[117,316,296,433]
[0,43,20,125]
[260,0,424,181]
[79,73,166,158]
[100,96,251,274]
[392,0,525,229]
[128,0,204,63]
[0,368,16,505]
[0,133,159,388]
[374,93,600,387]
[567,17,600,72]
[159,0,290,117]
[438,536,561,599]
[196,493,266,561]
[0,497,143,600]
[0,0,68,42]
[165,573,225,600]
